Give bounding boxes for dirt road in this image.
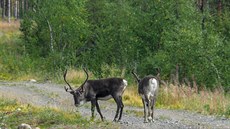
[0,81,229,129]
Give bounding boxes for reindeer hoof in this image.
[113,118,121,122]
[144,119,148,123]
[117,119,122,122]
[148,116,153,121]
[149,119,155,123]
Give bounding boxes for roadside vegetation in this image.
[0,98,115,129]
[123,83,230,118]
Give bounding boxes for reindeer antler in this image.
[63,69,74,92]
[79,67,89,92]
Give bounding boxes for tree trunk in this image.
[14,0,18,19]
[2,0,5,19]
[7,0,10,23]
[47,19,54,52]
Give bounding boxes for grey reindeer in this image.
[132,69,159,123]
[64,68,127,122]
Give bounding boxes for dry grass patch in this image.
[63,68,94,86]
[0,21,20,33]
[158,83,230,117]
[123,86,142,107]
[122,82,230,118]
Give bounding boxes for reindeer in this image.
[132,69,159,123]
[64,68,127,122]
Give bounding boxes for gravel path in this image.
[0,81,229,129]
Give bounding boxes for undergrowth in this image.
[0,21,63,82]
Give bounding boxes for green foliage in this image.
[20,0,89,67]
[16,0,230,88]
[204,104,210,113]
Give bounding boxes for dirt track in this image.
[0,81,229,129]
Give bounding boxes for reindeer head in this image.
[63,68,89,107]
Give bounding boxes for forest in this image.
[0,0,230,90]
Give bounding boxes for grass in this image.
[157,83,230,117]
[123,82,230,118]
[0,21,20,33]
[123,86,142,107]
[59,68,93,86]
[0,98,117,129]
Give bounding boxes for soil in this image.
[0,81,229,129]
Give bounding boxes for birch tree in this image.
[14,0,18,19]
[7,0,10,22]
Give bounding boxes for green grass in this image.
[0,98,117,129]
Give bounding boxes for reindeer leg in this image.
[142,98,148,123]
[96,100,105,121]
[145,95,153,122]
[147,100,152,122]
[113,96,121,122]
[118,96,124,121]
[90,101,96,121]
[151,98,156,122]
[92,99,104,121]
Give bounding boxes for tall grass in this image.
[158,82,230,116]
[123,81,230,118]
[0,21,20,33]
[60,68,93,85]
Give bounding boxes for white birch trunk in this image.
[14,0,18,19]
[47,20,54,52]
[8,0,10,23]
